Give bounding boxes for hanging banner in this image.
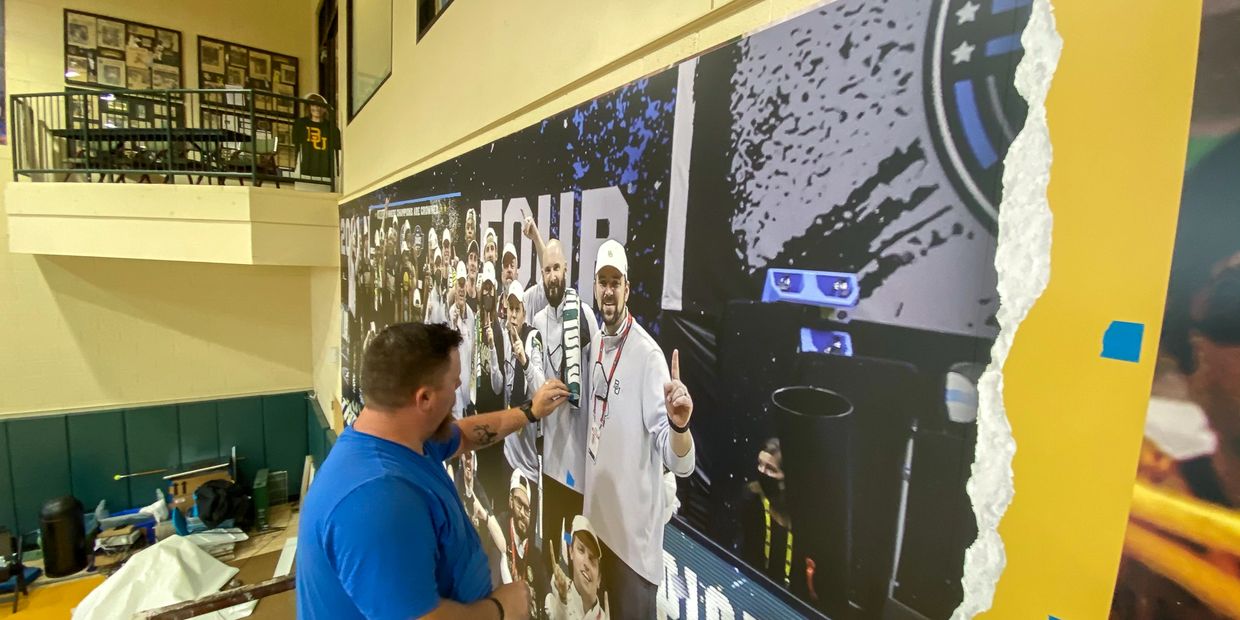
[340,0,1030,616]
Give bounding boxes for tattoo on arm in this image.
[472,424,499,447]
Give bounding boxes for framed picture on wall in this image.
[66,55,91,82]
[201,39,225,73]
[98,19,124,51]
[152,68,179,90]
[227,44,248,68]
[97,57,126,88]
[249,52,271,80]
[127,68,150,90]
[66,12,97,49]
[64,11,182,90]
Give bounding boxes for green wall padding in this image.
[262,393,308,494]
[178,401,220,465]
[68,410,130,512]
[7,416,72,535]
[124,406,181,506]
[217,397,267,486]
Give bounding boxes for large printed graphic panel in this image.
[1109,2,1240,617]
[340,0,1030,616]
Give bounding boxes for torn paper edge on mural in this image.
[954,0,1062,617]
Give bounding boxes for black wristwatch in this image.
[520,401,537,424]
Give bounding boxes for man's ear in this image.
[412,386,430,409]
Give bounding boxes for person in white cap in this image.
[484,228,499,267]
[546,515,609,620]
[488,282,546,486]
[449,260,476,417]
[583,238,696,618]
[466,208,478,246]
[442,228,455,274]
[466,239,481,312]
[424,247,447,325]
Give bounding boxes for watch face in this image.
[923,0,1032,231]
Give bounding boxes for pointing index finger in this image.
[671,349,680,381]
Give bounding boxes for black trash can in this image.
[40,496,87,577]
[772,386,854,620]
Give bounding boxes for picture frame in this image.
[152,68,179,90]
[98,19,124,51]
[157,29,179,53]
[97,57,126,88]
[249,51,271,81]
[101,112,127,129]
[66,12,97,49]
[130,101,151,122]
[127,68,151,90]
[200,40,225,73]
[66,55,91,82]
[226,66,245,88]
[227,45,248,68]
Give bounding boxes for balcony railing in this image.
[9,88,337,191]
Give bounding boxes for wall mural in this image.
[339,0,1030,616]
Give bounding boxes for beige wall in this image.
[340,0,824,200]
[0,0,323,416]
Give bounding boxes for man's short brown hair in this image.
[361,322,462,410]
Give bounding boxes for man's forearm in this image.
[454,406,531,457]
[672,428,693,458]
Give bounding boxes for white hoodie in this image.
[582,314,695,585]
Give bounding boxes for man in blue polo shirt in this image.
[297,322,570,619]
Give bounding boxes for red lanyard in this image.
[594,315,634,418]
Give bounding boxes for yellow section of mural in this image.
[987,0,1202,617]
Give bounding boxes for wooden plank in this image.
[137,575,295,620]
[68,409,131,511]
[7,416,72,534]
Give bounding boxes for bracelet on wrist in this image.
[669,415,690,434]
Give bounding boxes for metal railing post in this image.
[248,90,257,186]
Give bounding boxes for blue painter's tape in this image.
[1101,321,1144,363]
[953,80,999,169]
[566,470,575,488]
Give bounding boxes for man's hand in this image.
[491,581,531,620]
[484,324,495,348]
[522,216,538,240]
[551,556,570,603]
[512,336,527,367]
[470,497,487,528]
[532,379,571,419]
[664,349,693,428]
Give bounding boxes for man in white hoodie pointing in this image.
[583,239,696,618]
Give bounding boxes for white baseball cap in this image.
[595,239,628,277]
[413,289,422,305]
[502,242,518,263]
[481,262,497,288]
[485,228,498,245]
[433,247,442,261]
[507,281,525,301]
[428,228,439,249]
[571,515,601,555]
[442,229,452,244]
[510,470,530,497]
[455,260,468,282]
